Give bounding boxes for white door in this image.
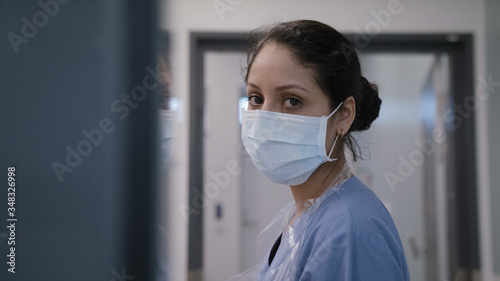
[203,51,244,281]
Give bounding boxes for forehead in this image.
[247,43,317,86]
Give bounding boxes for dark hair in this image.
[245,20,381,161]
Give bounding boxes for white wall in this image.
[161,1,491,280]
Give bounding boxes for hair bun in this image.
[352,76,381,132]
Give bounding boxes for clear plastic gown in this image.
[228,164,353,281]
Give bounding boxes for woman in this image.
[232,20,410,280]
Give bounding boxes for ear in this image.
[337,96,356,135]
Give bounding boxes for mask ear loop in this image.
[326,102,344,160]
[327,134,339,159]
[327,102,343,119]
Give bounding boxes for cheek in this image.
[299,99,332,117]
[313,94,334,116]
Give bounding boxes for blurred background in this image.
[1,0,499,280]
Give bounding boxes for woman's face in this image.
[246,43,332,117]
[246,43,340,156]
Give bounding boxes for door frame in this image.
[188,31,476,281]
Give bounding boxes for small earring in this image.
[341,129,344,138]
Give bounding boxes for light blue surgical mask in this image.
[241,102,343,186]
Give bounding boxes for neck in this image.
[289,155,348,217]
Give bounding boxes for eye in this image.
[283,97,302,107]
[248,95,263,106]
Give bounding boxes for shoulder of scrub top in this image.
[302,176,403,251]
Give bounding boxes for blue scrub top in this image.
[261,176,410,281]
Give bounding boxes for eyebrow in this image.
[247,83,309,93]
